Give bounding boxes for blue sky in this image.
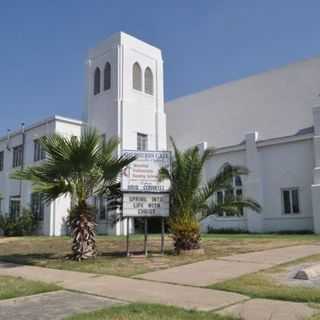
[1,1,320,135]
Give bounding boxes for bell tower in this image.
[84,32,167,235]
[85,32,167,152]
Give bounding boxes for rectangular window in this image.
[12,145,23,168]
[31,193,45,221]
[0,151,3,171]
[216,191,224,217]
[292,189,300,213]
[282,188,300,214]
[137,133,148,151]
[34,139,46,162]
[236,188,243,199]
[9,197,20,218]
[217,191,224,204]
[283,190,291,214]
[95,196,106,220]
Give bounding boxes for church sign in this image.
[123,193,170,217]
[121,150,171,256]
[121,150,171,193]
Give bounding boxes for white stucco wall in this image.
[201,135,314,232]
[0,116,83,236]
[200,216,248,233]
[259,138,314,232]
[86,37,119,141]
[0,118,56,230]
[165,56,320,150]
[200,133,315,233]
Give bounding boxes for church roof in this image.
[165,56,320,149]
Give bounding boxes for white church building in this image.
[0,32,320,235]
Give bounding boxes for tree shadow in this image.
[0,253,61,266]
[0,248,176,267]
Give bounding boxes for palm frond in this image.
[11,129,131,205]
[207,197,262,217]
[206,164,249,194]
[159,167,171,182]
[97,152,136,195]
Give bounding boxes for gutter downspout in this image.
[19,123,25,206]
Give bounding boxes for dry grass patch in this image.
[0,234,318,277]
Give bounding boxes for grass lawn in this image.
[210,253,320,303]
[0,275,60,300]
[64,303,236,320]
[0,234,318,277]
[309,311,320,320]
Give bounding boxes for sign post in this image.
[161,217,165,255]
[144,218,148,256]
[126,218,130,256]
[121,150,171,256]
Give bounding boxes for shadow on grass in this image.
[0,253,56,263]
[0,248,176,267]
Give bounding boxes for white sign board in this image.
[121,150,171,193]
[123,193,170,217]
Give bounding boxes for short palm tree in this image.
[11,129,135,261]
[159,138,261,253]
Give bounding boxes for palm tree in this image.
[159,137,261,253]
[11,129,135,260]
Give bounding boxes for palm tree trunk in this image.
[169,214,201,254]
[70,201,97,261]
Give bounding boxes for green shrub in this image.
[0,208,38,236]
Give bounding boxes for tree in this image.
[11,129,135,260]
[159,137,261,253]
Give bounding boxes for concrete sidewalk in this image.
[222,244,320,265]
[0,262,247,311]
[136,244,320,286]
[0,244,320,319]
[0,290,120,320]
[135,259,273,286]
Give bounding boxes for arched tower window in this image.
[144,67,153,95]
[132,62,142,91]
[104,62,111,91]
[94,67,101,95]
